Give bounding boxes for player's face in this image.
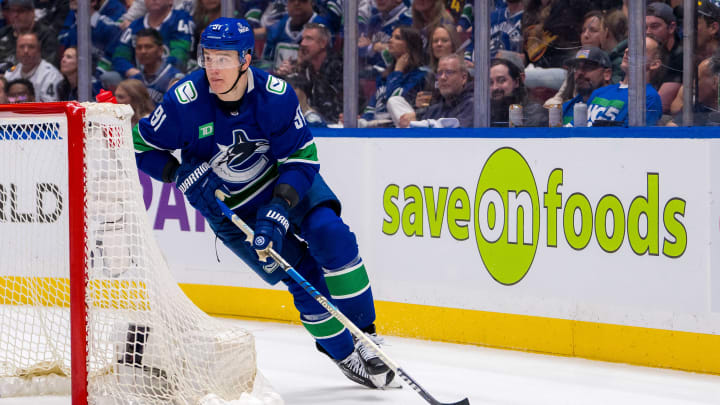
[489,64,518,100]
[204,49,244,94]
[60,48,78,76]
[431,27,453,59]
[136,37,164,67]
[16,34,41,69]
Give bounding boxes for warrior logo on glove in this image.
[265,210,290,231]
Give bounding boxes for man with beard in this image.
[277,22,343,123]
[561,46,612,126]
[490,57,548,127]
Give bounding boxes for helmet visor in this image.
[197,46,244,69]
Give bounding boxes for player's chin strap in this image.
[219,65,248,95]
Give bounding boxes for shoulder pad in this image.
[174,80,198,104]
[265,74,287,95]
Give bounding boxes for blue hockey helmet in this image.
[198,18,254,68]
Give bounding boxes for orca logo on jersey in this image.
[210,129,271,184]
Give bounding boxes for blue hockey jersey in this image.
[113,9,194,75]
[134,68,319,214]
[362,68,428,120]
[133,62,183,104]
[58,0,126,76]
[261,13,330,67]
[586,83,663,127]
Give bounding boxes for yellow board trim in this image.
[178,283,720,375]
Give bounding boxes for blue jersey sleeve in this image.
[258,75,319,202]
[166,11,194,70]
[112,23,138,75]
[386,69,425,104]
[134,91,189,182]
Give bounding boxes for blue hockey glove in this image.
[175,159,230,222]
[253,198,291,262]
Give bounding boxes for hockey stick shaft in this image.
[214,193,469,405]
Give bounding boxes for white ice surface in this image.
[2,318,720,404]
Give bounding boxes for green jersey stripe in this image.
[224,164,279,209]
[324,264,370,298]
[278,141,318,164]
[302,316,346,339]
[133,124,155,152]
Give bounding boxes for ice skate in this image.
[355,326,401,389]
[335,350,385,389]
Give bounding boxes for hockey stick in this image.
[215,192,470,405]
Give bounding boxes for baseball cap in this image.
[564,46,611,69]
[698,0,720,21]
[6,0,34,8]
[647,2,676,24]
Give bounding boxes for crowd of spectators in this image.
[0,0,719,128]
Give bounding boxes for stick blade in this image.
[441,399,470,405]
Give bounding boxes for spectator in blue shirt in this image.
[561,46,612,125]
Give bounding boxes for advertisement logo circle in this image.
[475,148,540,285]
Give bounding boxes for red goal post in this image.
[0,102,277,404]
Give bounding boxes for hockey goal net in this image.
[0,102,279,404]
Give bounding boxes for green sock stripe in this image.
[324,264,370,299]
[302,316,346,339]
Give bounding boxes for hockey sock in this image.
[323,257,376,329]
[301,312,354,360]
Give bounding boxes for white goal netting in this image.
[0,103,281,405]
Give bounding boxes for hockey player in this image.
[133,17,397,390]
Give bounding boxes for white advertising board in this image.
[143,137,720,335]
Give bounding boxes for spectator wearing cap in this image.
[696,0,720,63]
[261,0,331,72]
[561,46,612,126]
[130,28,183,104]
[3,31,62,102]
[490,57,548,127]
[0,0,60,68]
[646,1,683,114]
[584,34,664,127]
